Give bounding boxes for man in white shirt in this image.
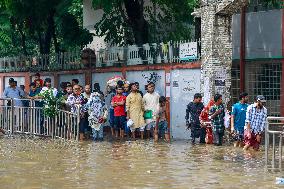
[143,82,160,139]
[40,78,58,97]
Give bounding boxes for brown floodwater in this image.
[0,136,283,189]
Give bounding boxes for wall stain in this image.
[142,72,162,84]
[182,79,195,92]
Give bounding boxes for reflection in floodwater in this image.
[0,136,281,189]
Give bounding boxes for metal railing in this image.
[0,98,80,141]
[265,117,284,170]
[96,40,201,67]
[0,39,201,72]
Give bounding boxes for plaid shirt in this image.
[245,103,267,134]
[209,104,225,133]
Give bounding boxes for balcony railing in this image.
[0,40,201,72]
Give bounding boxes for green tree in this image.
[92,0,197,45]
[0,0,93,56]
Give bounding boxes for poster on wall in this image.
[214,69,226,95]
[179,42,197,61]
[203,77,210,105]
[166,73,171,84]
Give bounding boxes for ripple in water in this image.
[0,136,282,189]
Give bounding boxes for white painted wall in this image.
[92,72,123,92]
[58,74,85,87]
[83,0,104,30]
[4,77,25,89]
[170,69,201,140]
[83,0,106,50]
[83,0,163,50]
[126,70,165,96]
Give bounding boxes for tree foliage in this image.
[0,0,93,57]
[92,0,197,45]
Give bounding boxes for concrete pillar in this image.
[199,5,232,105]
[194,0,247,105]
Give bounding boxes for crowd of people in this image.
[186,92,267,151]
[2,74,169,142]
[2,73,268,150]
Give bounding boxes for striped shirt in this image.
[245,103,267,134]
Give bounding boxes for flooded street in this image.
[0,137,282,189]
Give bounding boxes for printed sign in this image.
[214,69,226,94]
[179,42,198,61]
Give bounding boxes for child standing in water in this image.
[112,86,127,139]
[154,96,170,142]
[83,92,108,141]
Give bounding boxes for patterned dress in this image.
[66,93,86,114]
[83,92,108,131]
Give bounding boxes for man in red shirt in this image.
[34,73,44,87]
[111,86,127,139]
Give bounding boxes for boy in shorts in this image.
[154,96,170,142]
[112,86,127,139]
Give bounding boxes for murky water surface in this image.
[0,136,282,189]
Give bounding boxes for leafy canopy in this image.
[92,0,198,45]
[0,0,93,56]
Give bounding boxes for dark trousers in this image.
[213,130,224,146]
[191,127,206,143]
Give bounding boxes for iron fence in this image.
[0,39,201,72]
[0,98,80,141]
[265,117,284,171]
[231,61,281,116]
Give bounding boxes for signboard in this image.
[203,76,210,105]
[179,42,198,61]
[214,69,226,95]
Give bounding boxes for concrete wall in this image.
[83,0,165,50]
[4,76,25,89]
[232,9,282,59]
[83,0,106,50]
[170,69,201,139]
[83,0,104,30]
[59,74,85,87]
[126,70,165,96]
[0,65,201,139]
[92,72,123,92]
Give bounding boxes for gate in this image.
[265,117,284,170]
[0,98,80,141]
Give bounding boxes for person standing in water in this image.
[126,83,145,139]
[231,92,249,147]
